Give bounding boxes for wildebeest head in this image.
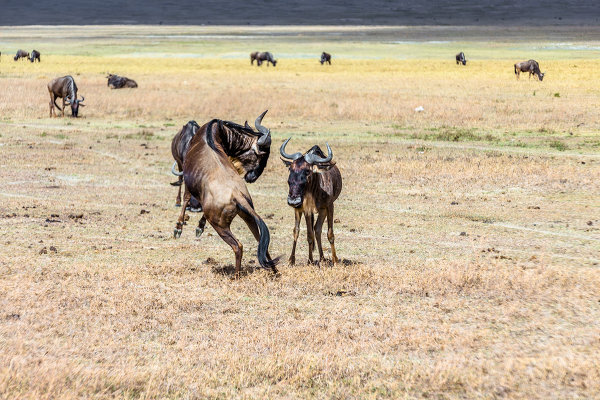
[280,138,334,208]
[224,110,273,183]
[538,72,545,81]
[66,95,85,117]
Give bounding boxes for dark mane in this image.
[221,120,260,137]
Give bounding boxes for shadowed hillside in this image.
[1,0,599,26]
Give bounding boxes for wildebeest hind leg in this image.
[314,209,327,265]
[238,209,273,264]
[174,189,191,238]
[175,177,183,207]
[327,205,338,265]
[212,223,243,279]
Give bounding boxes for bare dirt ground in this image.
[0,26,599,399]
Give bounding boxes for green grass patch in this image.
[549,140,568,151]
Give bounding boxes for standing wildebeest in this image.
[47,75,85,117]
[514,59,545,81]
[456,52,466,65]
[106,73,138,89]
[250,51,277,66]
[29,50,41,63]
[14,49,29,61]
[320,52,331,65]
[280,139,342,266]
[175,113,278,277]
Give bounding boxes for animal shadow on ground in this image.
[210,260,280,279]
[293,258,355,267]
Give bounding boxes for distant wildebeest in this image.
[320,52,332,65]
[280,139,342,266]
[47,75,85,117]
[250,51,277,66]
[174,112,278,277]
[14,49,29,61]
[514,59,545,81]
[29,50,40,63]
[106,73,138,89]
[456,52,466,65]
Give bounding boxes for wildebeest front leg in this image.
[196,215,207,238]
[61,98,65,117]
[314,208,327,265]
[49,94,54,117]
[212,223,243,279]
[327,205,339,265]
[289,208,302,265]
[174,189,191,238]
[305,211,315,264]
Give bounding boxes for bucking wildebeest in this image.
[456,52,466,65]
[29,50,40,63]
[280,139,342,266]
[47,75,85,117]
[320,52,332,65]
[514,59,545,81]
[174,113,279,278]
[106,73,138,89]
[14,49,29,61]
[250,51,277,67]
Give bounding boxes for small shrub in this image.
[549,140,568,151]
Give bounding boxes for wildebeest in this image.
[14,49,29,61]
[456,52,466,65]
[174,113,279,277]
[514,59,545,81]
[106,73,138,89]
[250,51,277,67]
[171,120,201,207]
[29,50,40,63]
[280,139,342,266]
[320,52,332,65]
[47,75,85,117]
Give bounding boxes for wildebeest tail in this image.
[53,98,62,111]
[514,64,517,75]
[236,199,280,271]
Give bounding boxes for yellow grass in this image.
[0,26,599,399]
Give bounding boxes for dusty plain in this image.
[0,26,599,399]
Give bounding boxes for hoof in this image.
[288,256,295,266]
[196,226,204,238]
[174,228,182,238]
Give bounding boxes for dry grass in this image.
[0,26,599,399]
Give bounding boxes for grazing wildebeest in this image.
[514,59,545,81]
[456,52,466,65]
[106,73,138,89]
[175,114,279,278]
[280,139,342,266]
[320,52,332,65]
[29,50,40,63]
[47,75,85,117]
[14,49,29,61]
[250,51,277,66]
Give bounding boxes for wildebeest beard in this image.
[206,120,270,183]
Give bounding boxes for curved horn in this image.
[257,130,271,148]
[305,143,333,165]
[78,95,85,103]
[254,109,270,135]
[244,120,251,130]
[279,138,302,161]
[171,161,183,176]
